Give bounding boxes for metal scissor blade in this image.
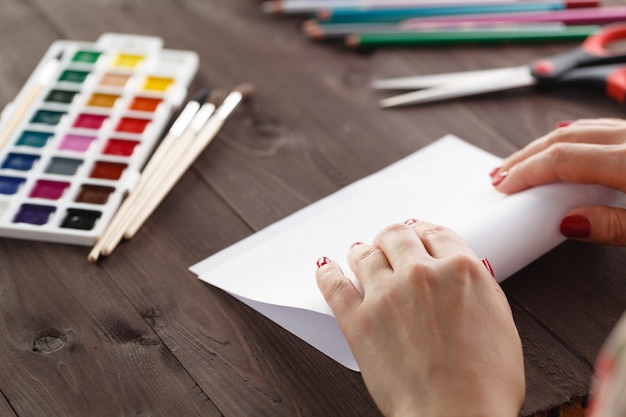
[379,66,535,108]
[372,66,526,90]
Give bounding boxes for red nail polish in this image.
[481,258,495,279]
[489,167,501,178]
[404,218,418,225]
[491,170,508,187]
[316,257,331,268]
[556,120,573,128]
[560,215,591,238]
[350,242,363,249]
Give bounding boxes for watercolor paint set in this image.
[0,33,198,245]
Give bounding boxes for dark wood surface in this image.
[2,0,626,416]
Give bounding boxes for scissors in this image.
[372,23,626,108]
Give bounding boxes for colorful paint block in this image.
[0,33,198,245]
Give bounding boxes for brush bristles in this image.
[191,88,209,104]
[209,89,228,106]
[234,83,255,101]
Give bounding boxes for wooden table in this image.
[2,1,626,416]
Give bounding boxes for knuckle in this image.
[448,253,481,276]
[543,142,575,175]
[415,222,449,240]
[545,142,572,164]
[406,261,435,282]
[351,245,383,266]
[441,254,485,286]
[379,223,409,239]
[374,223,413,247]
[606,210,626,245]
[403,254,483,289]
[405,263,438,293]
[547,126,573,144]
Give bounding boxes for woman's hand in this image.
[491,118,626,245]
[316,220,525,417]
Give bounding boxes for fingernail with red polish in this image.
[560,215,591,238]
[404,218,418,225]
[350,242,363,249]
[316,257,331,268]
[481,258,495,279]
[556,120,573,128]
[492,170,508,187]
[489,166,501,178]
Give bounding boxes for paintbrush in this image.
[88,89,209,262]
[116,83,254,246]
[0,51,63,151]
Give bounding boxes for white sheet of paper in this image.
[190,135,621,371]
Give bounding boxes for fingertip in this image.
[315,256,338,284]
[491,170,508,187]
[560,206,626,246]
[316,256,332,268]
[315,260,362,317]
[316,256,343,284]
[491,166,533,195]
[555,120,573,128]
[489,166,501,178]
[560,215,591,239]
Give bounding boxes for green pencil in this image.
[346,25,598,47]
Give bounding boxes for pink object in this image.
[29,180,70,200]
[481,257,496,278]
[58,134,97,152]
[73,113,108,129]
[401,6,626,29]
[556,120,574,127]
[316,257,331,268]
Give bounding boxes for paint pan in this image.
[0,33,198,245]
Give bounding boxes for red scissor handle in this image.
[583,24,626,57]
[607,68,626,103]
[531,23,626,83]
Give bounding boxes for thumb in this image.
[560,206,626,246]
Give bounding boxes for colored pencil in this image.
[304,4,626,39]
[0,52,62,151]
[345,24,598,47]
[401,6,626,29]
[87,89,209,262]
[263,0,526,14]
[303,18,564,39]
[304,20,402,39]
[317,1,600,23]
[262,0,597,14]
